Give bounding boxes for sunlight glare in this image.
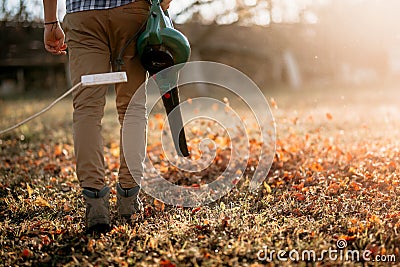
[271,6,282,23]
[303,10,318,24]
[224,0,237,10]
[216,12,239,24]
[244,0,258,6]
[253,11,270,26]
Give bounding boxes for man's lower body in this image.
[63,0,150,232]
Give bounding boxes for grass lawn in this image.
[0,82,399,266]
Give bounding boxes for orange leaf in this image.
[154,113,163,120]
[88,239,96,253]
[109,143,120,158]
[160,259,176,267]
[270,97,278,109]
[212,103,219,112]
[348,227,358,234]
[368,214,381,224]
[293,192,306,201]
[34,197,51,208]
[144,206,153,217]
[154,199,165,211]
[338,235,356,241]
[158,121,165,130]
[148,120,155,130]
[63,202,72,212]
[349,181,362,191]
[192,207,201,214]
[54,144,63,156]
[221,216,230,228]
[326,113,333,120]
[43,163,57,171]
[328,182,340,194]
[292,182,304,191]
[41,235,51,246]
[310,162,324,172]
[27,183,33,198]
[292,208,302,216]
[21,248,32,258]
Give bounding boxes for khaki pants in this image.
[63,0,150,190]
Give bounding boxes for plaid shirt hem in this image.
[66,0,135,13]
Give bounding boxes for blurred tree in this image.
[1,0,11,21]
[0,0,42,22]
[16,0,28,21]
[173,0,325,26]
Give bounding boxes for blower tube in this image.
[137,0,191,157]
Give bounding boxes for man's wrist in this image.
[44,20,58,25]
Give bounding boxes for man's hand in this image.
[44,22,67,55]
[161,0,172,11]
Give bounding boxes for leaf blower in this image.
[137,0,191,157]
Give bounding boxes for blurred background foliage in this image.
[0,0,399,95]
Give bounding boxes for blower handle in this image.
[152,0,174,29]
[163,9,175,29]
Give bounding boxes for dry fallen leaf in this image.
[21,248,32,258]
[270,97,278,109]
[40,235,51,246]
[293,192,306,201]
[337,235,356,242]
[63,201,72,212]
[154,199,165,212]
[54,144,63,156]
[160,259,176,267]
[192,207,201,214]
[263,182,272,194]
[328,182,341,194]
[1,89,400,266]
[34,197,51,208]
[88,239,96,253]
[26,183,33,198]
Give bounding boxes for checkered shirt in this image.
[66,0,135,13]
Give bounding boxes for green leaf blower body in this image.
[137,1,190,75]
[137,0,191,157]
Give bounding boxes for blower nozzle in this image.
[161,87,190,157]
[141,45,174,75]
